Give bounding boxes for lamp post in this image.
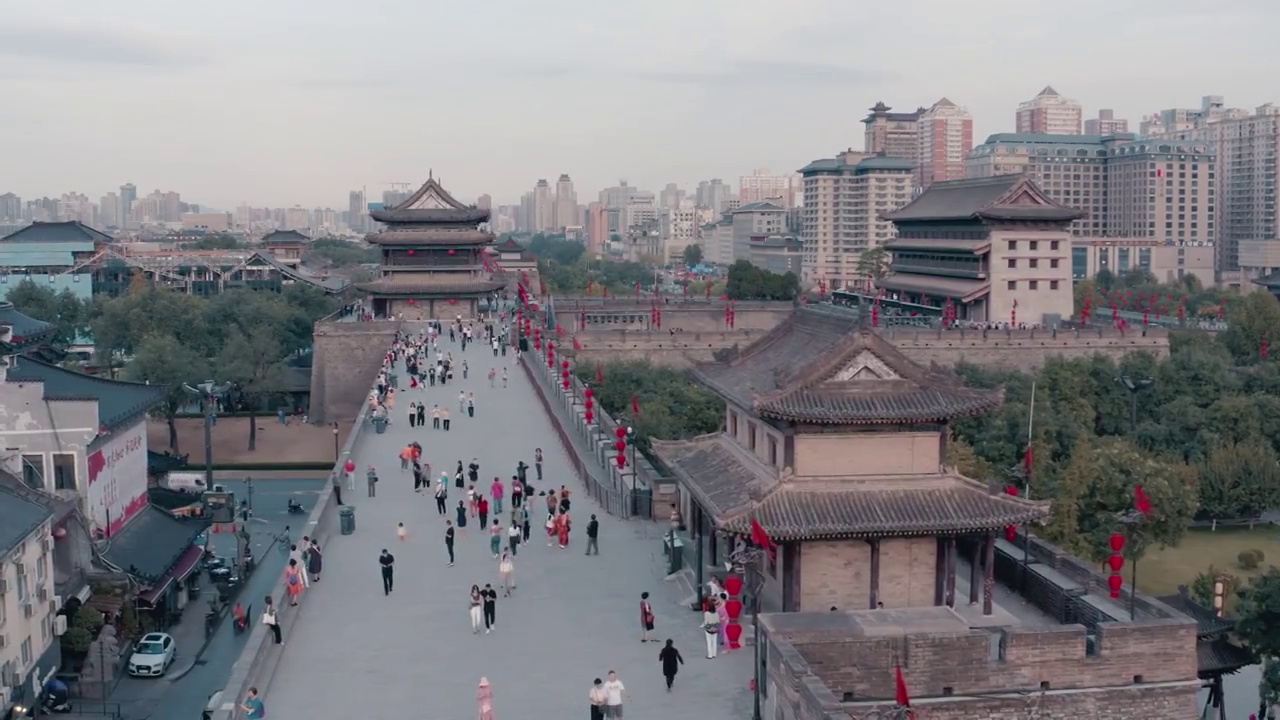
[1116,508,1147,621]
[332,423,340,461]
[730,546,766,720]
[183,381,232,489]
[1116,374,1153,433]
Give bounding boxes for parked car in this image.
[127,632,175,677]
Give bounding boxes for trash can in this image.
[372,416,388,434]
[339,506,356,535]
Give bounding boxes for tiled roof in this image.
[248,252,350,293]
[734,201,786,214]
[884,175,1083,223]
[261,229,312,245]
[654,435,1047,541]
[355,275,505,297]
[695,306,1001,424]
[364,229,495,246]
[0,301,56,345]
[7,356,167,431]
[1,220,114,244]
[0,480,53,555]
[1156,592,1235,638]
[886,237,990,253]
[877,274,990,303]
[492,238,526,253]
[102,504,207,582]
[1195,638,1255,676]
[370,207,491,225]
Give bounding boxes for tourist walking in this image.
[288,544,310,588]
[477,677,494,720]
[498,551,514,596]
[488,367,497,387]
[469,585,483,632]
[556,510,570,548]
[501,367,508,387]
[397,522,408,542]
[367,467,379,497]
[284,559,304,606]
[445,521,456,566]
[442,406,451,431]
[602,671,627,718]
[379,549,395,595]
[408,402,418,428]
[545,511,557,547]
[261,599,281,645]
[469,459,480,485]
[458,391,466,413]
[589,679,608,720]
[435,478,449,515]
[702,606,720,658]
[534,448,543,481]
[489,519,502,557]
[481,583,497,632]
[467,392,475,417]
[478,496,490,530]
[241,688,266,720]
[507,520,521,556]
[659,639,685,690]
[307,542,322,583]
[400,444,413,470]
[416,402,425,426]
[640,592,655,642]
[491,476,505,514]
[585,514,600,555]
[432,405,441,428]
[456,500,469,536]
[521,504,531,542]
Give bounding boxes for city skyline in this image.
[4,0,1277,208]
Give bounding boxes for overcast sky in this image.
[4,0,1276,210]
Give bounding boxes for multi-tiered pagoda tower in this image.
[358,174,504,320]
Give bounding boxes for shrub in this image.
[1239,550,1261,570]
[61,626,93,654]
[72,607,105,634]
[1255,549,1267,564]
[1191,566,1242,610]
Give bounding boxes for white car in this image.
[128,632,176,677]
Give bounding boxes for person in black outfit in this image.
[413,462,425,492]
[658,639,684,690]
[481,583,497,632]
[455,461,465,488]
[444,521,455,566]
[379,550,395,595]
[434,482,448,515]
[416,403,425,427]
[455,501,468,533]
[468,459,480,485]
[585,514,600,555]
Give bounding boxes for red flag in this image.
[1023,446,1033,478]
[1134,486,1152,517]
[631,394,641,416]
[1263,340,1270,360]
[749,518,776,562]
[595,362,604,384]
[556,325,565,336]
[894,665,912,710]
[573,337,583,351]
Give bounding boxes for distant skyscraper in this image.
[738,169,791,207]
[533,179,554,233]
[99,192,119,228]
[1016,86,1082,135]
[477,194,492,210]
[519,192,535,233]
[695,179,732,213]
[586,202,607,257]
[1139,95,1246,136]
[0,193,21,223]
[553,175,576,231]
[348,189,366,232]
[1084,109,1129,136]
[659,183,684,210]
[917,98,974,189]
[119,183,137,228]
[862,102,923,160]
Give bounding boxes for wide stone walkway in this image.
[265,328,752,719]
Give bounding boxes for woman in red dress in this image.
[556,511,570,549]
[284,559,305,606]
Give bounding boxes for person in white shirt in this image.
[701,607,719,658]
[602,671,626,718]
[288,544,310,587]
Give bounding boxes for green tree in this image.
[1234,569,1280,708]
[127,334,209,452]
[1221,291,1280,364]
[855,247,890,283]
[725,260,798,301]
[187,234,244,250]
[577,360,723,454]
[92,287,212,372]
[216,326,286,451]
[682,244,704,266]
[305,238,379,267]
[1043,436,1198,562]
[527,235,584,266]
[1197,440,1280,520]
[4,279,94,346]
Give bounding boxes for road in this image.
[261,332,753,719]
[107,477,326,720]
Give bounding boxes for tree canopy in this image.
[4,279,95,347]
[305,238,379,268]
[725,260,799,301]
[575,360,723,456]
[682,244,704,266]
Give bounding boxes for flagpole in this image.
[1020,381,1036,592]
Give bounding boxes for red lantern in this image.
[548,357,554,369]
[1005,526,1017,542]
[534,329,541,337]
[1005,485,1019,497]
[1107,574,1123,598]
[725,623,744,646]
[562,379,570,390]
[724,575,743,596]
[447,249,457,256]
[407,298,415,305]
[615,427,627,440]
[615,440,626,453]
[585,388,594,399]
[406,249,415,256]
[548,342,555,353]
[616,455,626,468]
[723,598,743,619]
[562,360,570,370]
[585,398,594,410]
[1107,554,1124,572]
[562,370,570,380]
[1109,533,1125,553]
[584,410,594,423]
[534,341,541,350]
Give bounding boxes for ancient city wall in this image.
[308,320,402,423]
[552,299,794,334]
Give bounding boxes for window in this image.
[1007,258,1017,269]
[1029,259,1038,269]
[16,562,28,603]
[1007,241,1018,251]
[1007,281,1017,290]
[768,437,778,467]
[1050,281,1060,290]
[21,454,44,490]
[1029,280,1039,290]
[747,423,757,452]
[1050,240,1060,251]
[1050,259,1059,269]
[729,412,738,437]
[1029,241,1039,251]
[36,550,46,584]
[21,636,32,667]
[51,453,76,492]
[41,614,51,642]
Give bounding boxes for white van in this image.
[164,472,209,494]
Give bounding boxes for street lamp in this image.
[1115,508,1146,621]
[332,423,340,461]
[729,546,767,720]
[183,381,232,490]
[1116,375,1154,433]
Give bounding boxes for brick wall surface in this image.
[308,321,402,423]
[842,684,1198,720]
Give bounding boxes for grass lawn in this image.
[1138,525,1280,598]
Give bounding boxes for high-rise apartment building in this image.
[0,192,23,222]
[1105,140,1215,245]
[553,175,576,231]
[659,183,684,210]
[917,98,974,189]
[533,179,553,233]
[695,179,732,213]
[99,192,120,228]
[798,150,916,290]
[477,194,492,210]
[284,206,310,231]
[1084,109,1129,136]
[1139,96,1247,136]
[348,189,366,232]
[659,206,699,263]
[738,169,792,206]
[119,183,137,226]
[1016,86,1082,135]
[862,102,923,160]
[586,202,607,257]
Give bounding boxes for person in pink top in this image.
[491,477,505,514]
[477,677,494,720]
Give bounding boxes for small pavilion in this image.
[654,305,1048,613]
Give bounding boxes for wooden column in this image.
[982,533,997,616]
[934,538,946,605]
[710,529,719,571]
[968,539,981,605]
[944,537,957,608]
[868,538,881,610]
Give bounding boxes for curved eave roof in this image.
[754,386,1002,425]
[370,208,490,225]
[364,230,495,246]
[354,277,505,297]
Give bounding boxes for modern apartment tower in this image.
[1016,86,1082,135]
[862,102,923,160]
[1084,109,1129,136]
[553,175,576,232]
[917,98,974,189]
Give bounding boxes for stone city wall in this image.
[551,299,794,334]
[308,320,402,424]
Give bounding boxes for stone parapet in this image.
[308,320,402,423]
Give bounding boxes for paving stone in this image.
[264,335,752,720]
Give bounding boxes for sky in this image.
[4,0,1278,210]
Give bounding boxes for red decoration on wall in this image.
[407,299,415,305]
[584,388,594,399]
[562,378,570,390]
[723,598,742,620]
[406,249,415,256]
[1109,533,1125,552]
[725,623,744,646]
[584,410,594,423]
[1005,526,1017,542]
[1107,574,1123,598]
[615,454,626,468]
[585,398,594,410]
[562,360,570,370]
[615,427,627,440]
[447,298,458,305]
[724,575,743,596]
[725,573,744,650]
[447,249,457,256]
[615,440,627,453]
[1107,554,1124,572]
